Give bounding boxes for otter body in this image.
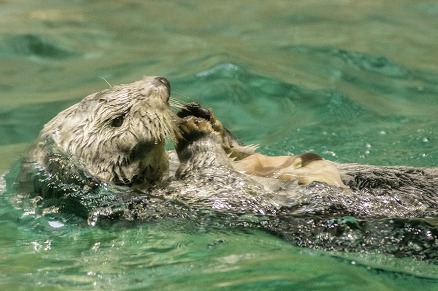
[9,78,438,261]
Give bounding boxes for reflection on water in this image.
[0,0,437,289]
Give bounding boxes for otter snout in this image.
[152,76,171,98]
[154,76,170,90]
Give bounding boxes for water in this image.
[1,0,437,289]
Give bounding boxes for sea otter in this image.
[8,77,437,261]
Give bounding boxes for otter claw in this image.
[178,116,215,136]
[177,102,213,121]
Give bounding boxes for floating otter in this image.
[8,78,438,261]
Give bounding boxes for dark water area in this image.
[1,1,437,290]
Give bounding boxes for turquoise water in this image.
[1,0,437,290]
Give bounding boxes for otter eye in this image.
[111,114,125,127]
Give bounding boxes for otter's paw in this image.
[177,102,214,121]
[177,103,224,134]
[177,103,256,160]
[178,116,217,138]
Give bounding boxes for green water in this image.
[1,0,437,290]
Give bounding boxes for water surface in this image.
[1,0,437,290]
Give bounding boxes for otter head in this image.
[36,76,177,188]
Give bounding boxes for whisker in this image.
[169,97,186,109]
[99,76,113,88]
[170,96,185,103]
[172,92,192,102]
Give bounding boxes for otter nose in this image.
[154,77,170,93]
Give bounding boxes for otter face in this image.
[38,76,177,188]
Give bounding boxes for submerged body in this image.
[8,78,438,261]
